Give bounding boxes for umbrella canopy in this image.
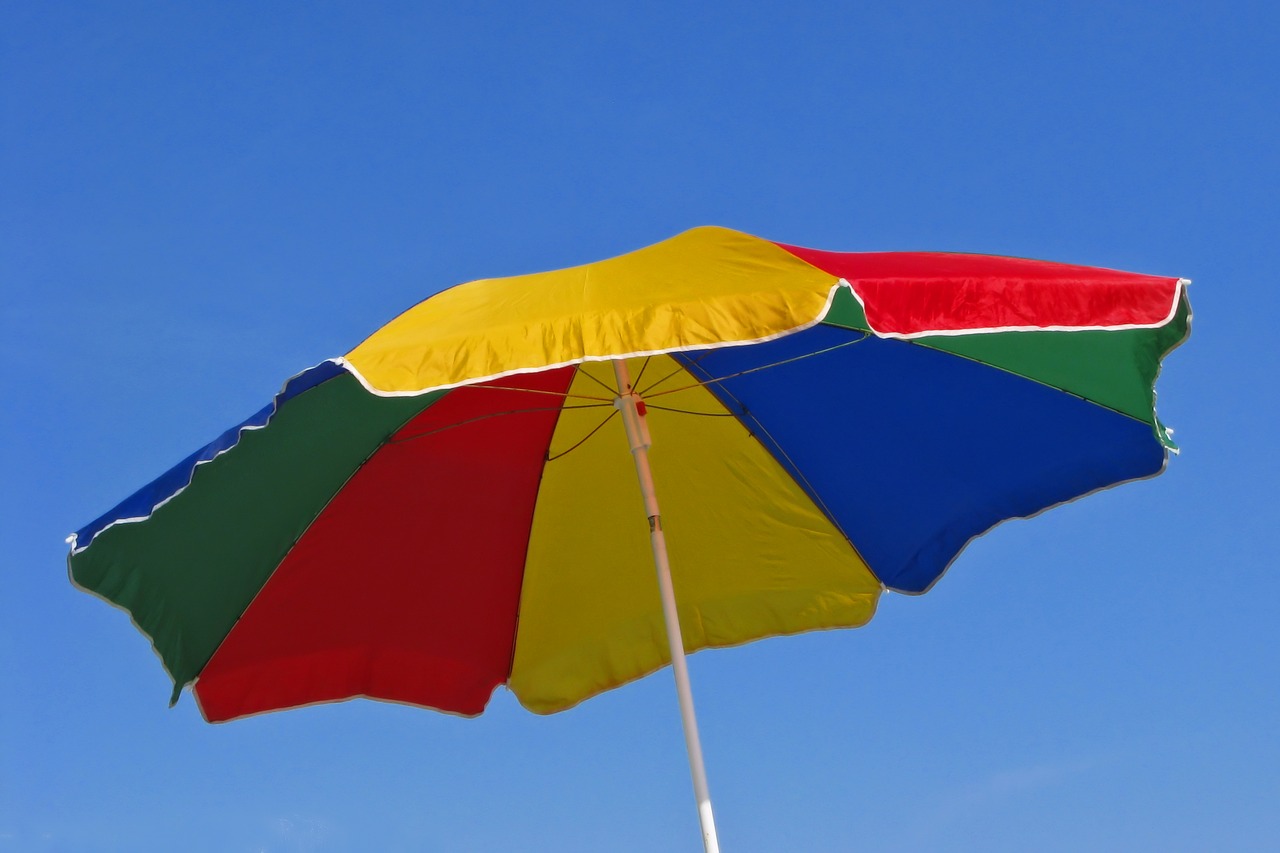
[69,225,1189,721]
[68,227,1189,847]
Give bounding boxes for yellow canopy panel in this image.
[343,226,838,395]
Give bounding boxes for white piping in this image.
[66,359,346,555]
[337,282,848,399]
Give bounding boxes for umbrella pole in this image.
[613,359,722,853]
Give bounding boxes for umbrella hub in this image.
[612,387,653,455]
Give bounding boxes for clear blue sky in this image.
[3,2,1276,850]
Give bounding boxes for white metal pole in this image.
[612,359,721,853]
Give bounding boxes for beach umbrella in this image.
[68,226,1190,852]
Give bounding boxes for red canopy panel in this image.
[194,367,575,721]
[777,242,1182,336]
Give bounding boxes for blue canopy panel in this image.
[673,324,1165,594]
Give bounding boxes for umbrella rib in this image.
[734,410,860,563]
[638,350,718,397]
[705,386,845,529]
[642,404,738,418]
[895,337,1163,427]
[734,404,880,585]
[673,348,883,587]
[646,335,869,400]
[474,383,613,403]
[631,355,653,389]
[389,403,612,445]
[573,367,622,397]
[545,409,620,462]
